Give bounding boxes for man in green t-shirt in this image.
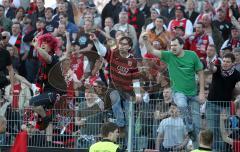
[141,34,205,147]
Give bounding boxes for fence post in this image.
[128,98,134,152]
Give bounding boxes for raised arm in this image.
[32,39,52,64]
[140,32,163,58]
[89,33,107,57]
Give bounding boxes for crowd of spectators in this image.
[0,0,240,151]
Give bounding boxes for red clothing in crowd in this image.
[184,33,214,59]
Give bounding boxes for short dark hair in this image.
[45,7,53,13]
[119,36,133,48]
[199,130,213,146]
[196,22,204,28]
[101,122,118,138]
[59,13,68,18]
[223,52,236,63]
[171,37,184,45]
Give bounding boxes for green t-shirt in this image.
[161,50,203,96]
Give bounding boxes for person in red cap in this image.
[167,4,193,38]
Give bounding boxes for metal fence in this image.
[0,94,237,152]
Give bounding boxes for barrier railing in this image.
[0,95,237,152]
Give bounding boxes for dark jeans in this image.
[30,91,58,109]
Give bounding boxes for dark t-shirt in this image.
[213,20,232,41]
[208,65,240,104]
[45,20,59,33]
[0,48,11,74]
[38,55,60,92]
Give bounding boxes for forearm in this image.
[143,40,162,58]
[155,134,163,150]
[198,70,205,93]
[66,34,71,55]
[220,118,233,145]
[98,29,113,40]
[14,74,31,88]
[93,40,107,56]
[75,45,93,54]
[36,47,52,63]
[21,51,28,60]
[7,65,15,88]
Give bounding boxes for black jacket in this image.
[101,0,123,26]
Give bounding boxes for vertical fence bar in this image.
[128,98,134,152]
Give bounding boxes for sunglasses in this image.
[1,36,7,40]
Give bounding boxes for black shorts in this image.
[29,92,58,109]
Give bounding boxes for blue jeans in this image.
[206,102,231,152]
[173,92,200,147]
[111,91,128,127]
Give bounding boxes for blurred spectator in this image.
[0,33,14,95]
[2,0,16,20]
[185,0,199,24]
[160,0,176,25]
[184,22,214,60]
[6,44,19,71]
[145,8,168,31]
[58,13,78,35]
[229,0,240,20]
[154,87,172,122]
[138,0,150,20]
[221,26,240,55]
[191,130,213,152]
[205,44,222,69]
[9,22,27,77]
[0,116,7,146]
[146,17,171,50]
[206,53,240,152]
[53,2,74,24]
[113,11,137,50]
[73,1,87,26]
[0,5,12,32]
[173,25,185,38]
[101,0,122,27]
[127,0,145,37]
[12,7,25,23]
[0,31,10,49]
[5,70,32,137]
[54,0,74,23]
[156,104,189,151]
[220,109,240,152]
[201,13,224,52]
[233,47,240,72]
[213,8,232,41]
[98,17,116,40]
[30,0,45,27]
[194,0,215,27]
[86,3,102,28]
[23,17,46,83]
[44,7,58,33]
[167,5,193,38]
